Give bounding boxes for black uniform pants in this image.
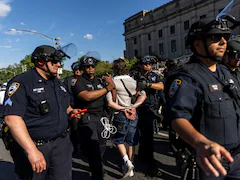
[78,114,106,180]
[10,133,72,180]
[138,107,156,168]
[69,118,79,149]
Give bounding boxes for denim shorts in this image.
[111,112,138,146]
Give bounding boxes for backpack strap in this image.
[120,79,133,97]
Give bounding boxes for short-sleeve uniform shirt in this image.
[3,68,71,141]
[165,63,224,123]
[142,71,161,105]
[73,74,105,113]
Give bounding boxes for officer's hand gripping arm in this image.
[77,78,115,102]
[4,115,46,173]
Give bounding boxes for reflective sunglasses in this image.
[142,62,151,66]
[85,65,95,68]
[73,66,80,71]
[207,34,231,43]
[50,59,63,65]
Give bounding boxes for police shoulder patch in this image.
[8,82,20,97]
[169,79,182,98]
[71,79,77,86]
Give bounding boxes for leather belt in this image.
[229,145,240,156]
[34,129,70,146]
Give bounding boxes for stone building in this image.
[123,0,240,60]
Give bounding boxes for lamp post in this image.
[8,28,60,48]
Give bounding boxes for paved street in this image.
[0,131,180,180]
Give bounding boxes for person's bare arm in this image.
[151,82,164,90]
[172,118,233,177]
[132,93,147,108]
[4,115,46,173]
[78,88,110,102]
[78,76,115,102]
[107,99,125,111]
[111,88,117,102]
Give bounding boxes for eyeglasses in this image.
[85,65,95,68]
[207,34,231,43]
[73,67,80,71]
[48,59,63,66]
[142,63,151,66]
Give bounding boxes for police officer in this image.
[3,45,82,180]
[63,61,82,154]
[63,61,82,100]
[165,17,240,179]
[136,55,164,177]
[220,38,240,84]
[72,51,115,180]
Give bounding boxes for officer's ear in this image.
[36,59,46,67]
[193,40,204,53]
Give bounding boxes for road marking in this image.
[157,132,169,138]
[159,168,181,179]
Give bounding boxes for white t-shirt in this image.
[106,75,145,107]
[0,91,6,105]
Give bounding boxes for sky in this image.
[0,0,171,71]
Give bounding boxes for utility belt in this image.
[4,128,70,151]
[78,111,103,125]
[228,144,240,157]
[33,128,70,147]
[174,144,240,180]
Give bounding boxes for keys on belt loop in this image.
[34,140,44,146]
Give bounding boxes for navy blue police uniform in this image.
[63,75,77,106]
[138,71,161,168]
[165,56,240,179]
[63,75,79,153]
[73,73,106,180]
[3,68,73,180]
[220,38,240,88]
[220,64,240,88]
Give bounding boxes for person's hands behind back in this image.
[124,108,136,121]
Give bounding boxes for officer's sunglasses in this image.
[206,34,231,43]
[142,62,151,66]
[85,65,95,68]
[50,59,63,65]
[73,66,80,71]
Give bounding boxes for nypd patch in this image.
[151,76,156,82]
[97,84,103,89]
[71,79,77,86]
[8,82,20,97]
[169,79,182,98]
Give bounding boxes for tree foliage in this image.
[0,53,137,84]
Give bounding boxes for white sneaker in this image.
[129,170,134,177]
[122,160,134,178]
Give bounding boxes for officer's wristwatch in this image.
[146,82,152,87]
[104,86,109,92]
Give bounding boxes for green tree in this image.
[94,61,113,77]
[60,69,72,79]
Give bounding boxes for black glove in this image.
[137,80,152,90]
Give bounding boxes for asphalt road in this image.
[0,131,181,180]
